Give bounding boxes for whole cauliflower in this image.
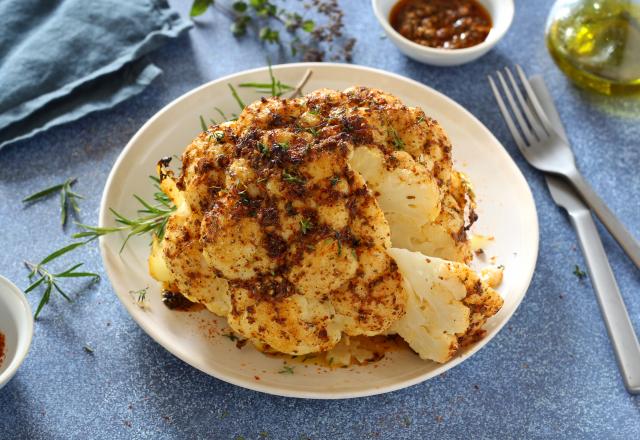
[149,86,502,363]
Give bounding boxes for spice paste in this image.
[390,0,492,49]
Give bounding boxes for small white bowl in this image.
[0,275,34,389]
[372,0,514,66]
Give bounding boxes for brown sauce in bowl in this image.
[390,0,492,49]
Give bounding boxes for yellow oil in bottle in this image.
[546,0,640,95]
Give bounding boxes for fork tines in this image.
[488,66,556,153]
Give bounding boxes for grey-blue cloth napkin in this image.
[0,0,192,149]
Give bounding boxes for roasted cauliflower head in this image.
[149,86,501,362]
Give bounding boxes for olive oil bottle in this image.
[546,0,640,95]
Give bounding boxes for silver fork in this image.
[488,66,640,270]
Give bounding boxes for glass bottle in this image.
[546,0,640,95]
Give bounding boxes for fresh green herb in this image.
[23,177,84,227]
[402,416,411,427]
[308,106,320,115]
[330,176,340,186]
[275,141,290,151]
[223,332,239,342]
[299,218,313,235]
[304,127,319,137]
[210,130,225,142]
[214,106,230,121]
[74,177,176,251]
[416,115,425,124]
[130,287,149,306]
[389,127,404,150]
[189,0,354,62]
[278,365,295,375]
[24,243,100,319]
[259,432,269,438]
[336,238,342,256]
[199,115,208,131]
[83,344,95,354]
[282,171,305,185]
[257,142,270,156]
[220,410,230,420]
[228,83,246,111]
[573,265,587,279]
[190,0,214,17]
[239,62,294,97]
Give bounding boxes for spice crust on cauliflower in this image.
[149,86,501,362]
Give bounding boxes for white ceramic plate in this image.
[99,63,538,399]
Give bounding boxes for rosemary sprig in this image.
[23,177,84,227]
[73,176,176,252]
[239,62,294,97]
[24,242,100,319]
[228,83,246,111]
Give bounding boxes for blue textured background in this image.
[1,0,639,438]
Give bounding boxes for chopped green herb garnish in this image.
[211,130,225,142]
[199,115,208,131]
[130,287,149,306]
[416,115,425,124]
[389,127,404,150]
[283,171,305,185]
[300,218,313,234]
[304,127,319,137]
[330,176,340,186]
[275,141,290,151]
[573,265,587,279]
[308,106,320,115]
[223,332,239,342]
[257,142,270,156]
[278,365,295,375]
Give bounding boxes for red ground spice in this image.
[0,332,5,366]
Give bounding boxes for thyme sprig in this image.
[23,177,84,227]
[190,0,355,62]
[24,243,100,319]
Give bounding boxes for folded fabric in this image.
[0,0,192,149]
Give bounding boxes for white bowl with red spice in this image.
[372,0,514,66]
[0,275,34,390]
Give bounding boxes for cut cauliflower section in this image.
[388,248,503,363]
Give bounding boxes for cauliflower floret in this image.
[350,146,441,224]
[388,248,503,363]
[385,171,475,263]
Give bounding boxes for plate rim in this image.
[99,62,539,399]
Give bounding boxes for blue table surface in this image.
[1,0,639,438]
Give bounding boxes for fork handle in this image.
[567,170,640,270]
[568,208,640,394]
